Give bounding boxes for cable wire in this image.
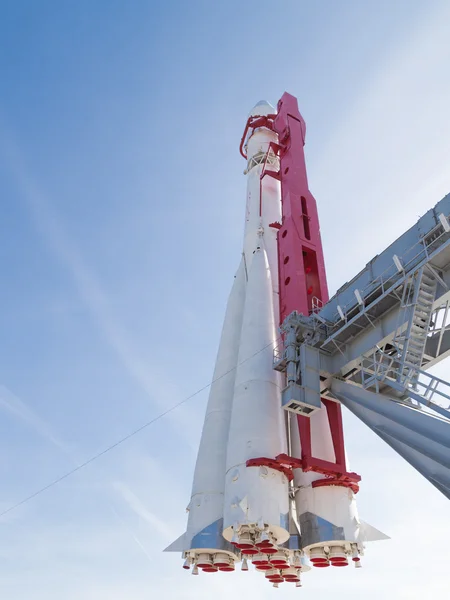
[0,338,280,519]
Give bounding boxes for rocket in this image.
[165,93,387,585]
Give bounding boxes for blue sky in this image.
[0,1,449,598]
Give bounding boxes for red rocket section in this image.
[273,93,329,321]
[273,93,359,490]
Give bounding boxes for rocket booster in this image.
[165,94,386,583]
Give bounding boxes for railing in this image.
[416,372,450,408]
[360,347,450,418]
[311,296,324,314]
[273,346,284,364]
[319,216,450,337]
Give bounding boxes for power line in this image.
[0,339,279,519]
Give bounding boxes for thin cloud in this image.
[113,480,176,541]
[311,1,450,296]
[0,384,67,454]
[0,131,199,446]
[110,506,154,564]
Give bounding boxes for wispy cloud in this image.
[113,480,176,541]
[312,1,450,294]
[0,380,165,567]
[110,506,154,564]
[0,129,199,447]
[0,384,67,454]
[1,4,449,599]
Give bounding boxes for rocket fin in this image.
[164,519,235,554]
[358,520,390,542]
[163,533,186,553]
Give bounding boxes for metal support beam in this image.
[319,289,450,377]
[331,379,450,500]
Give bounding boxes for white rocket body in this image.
[289,412,387,556]
[182,257,246,560]
[290,412,360,553]
[165,100,387,575]
[222,101,289,545]
[165,101,288,563]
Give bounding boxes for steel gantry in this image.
[274,193,450,499]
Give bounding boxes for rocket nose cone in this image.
[248,100,275,118]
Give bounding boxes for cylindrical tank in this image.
[222,247,289,545]
[184,258,246,561]
[290,412,361,563]
[222,101,289,547]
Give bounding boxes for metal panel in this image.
[299,512,345,548]
[190,519,236,553]
[281,382,321,416]
[300,344,321,397]
[281,344,322,416]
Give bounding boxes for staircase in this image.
[395,267,437,389]
[359,268,438,402]
[394,268,437,387]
